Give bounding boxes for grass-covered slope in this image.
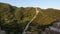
[0,3,60,26]
[0,3,60,34]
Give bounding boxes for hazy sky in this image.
[0,0,60,9]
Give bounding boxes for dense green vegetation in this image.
[0,3,60,34]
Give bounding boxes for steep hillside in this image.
[33,9,60,25]
[0,3,60,26]
[0,3,60,34]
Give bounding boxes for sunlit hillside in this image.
[0,3,60,34]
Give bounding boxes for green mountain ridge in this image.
[0,3,60,34]
[0,3,60,25]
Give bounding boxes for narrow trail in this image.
[22,8,39,34]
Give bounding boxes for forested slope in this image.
[0,3,60,34]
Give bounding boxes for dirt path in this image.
[22,8,39,34]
